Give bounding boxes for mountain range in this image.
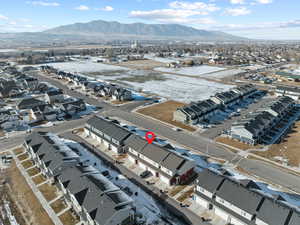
[0,20,245,47]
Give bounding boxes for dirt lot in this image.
[6,162,55,225]
[39,183,58,202]
[27,167,41,177]
[216,136,253,150]
[253,121,300,167]
[13,147,24,155]
[116,59,165,70]
[32,174,47,185]
[21,160,34,169]
[59,209,80,225]
[50,198,67,214]
[17,153,29,161]
[136,101,196,132]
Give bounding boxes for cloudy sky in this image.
[0,0,299,39]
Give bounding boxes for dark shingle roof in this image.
[197,169,225,193]
[216,179,264,215]
[256,197,291,225]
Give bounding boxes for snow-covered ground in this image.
[144,54,179,63]
[122,74,234,103]
[63,139,185,225]
[154,65,226,76]
[47,60,129,73]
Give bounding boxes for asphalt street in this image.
[2,72,300,194]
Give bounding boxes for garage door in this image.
[195,196,210,209]
[139,162,147,170]
[160,175,170,185]
[111,145,118,153]
[214,207,230,222]
[128,155,135,163]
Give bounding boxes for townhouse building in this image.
[124,134,195,185]
[230,96,296,145]
[174,84,258,125]
[24,131,135,225]
[194,169,300,225]
[84,116,132,153]
[275,85,300,101]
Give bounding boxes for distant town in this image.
[1,39,300,225]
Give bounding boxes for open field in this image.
[38,183,58,202]
[116,59,165,70]
[7,162,55,225]
[254,121,300,167]
[216,136,253,150]
[137,101,196,132]
[155,65,226,77]
[59,210,80,225]
[48,60,129,73]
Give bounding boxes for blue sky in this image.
[0,0,299,39]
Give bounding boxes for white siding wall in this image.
[214,207,230,222]
[195,195,210,209]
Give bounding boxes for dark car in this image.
[140,170,152,179]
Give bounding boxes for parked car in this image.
[140,170,152,179]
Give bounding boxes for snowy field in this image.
[144,54,179,63]
[154,65,226,76]
[47,60,129,73]
[122,74,234,103]
[205,68,246,79]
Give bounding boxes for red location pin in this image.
[145,131,156,144]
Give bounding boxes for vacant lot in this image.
[137,101,196,132]
[254,121,300,167]
[117,59,165,70]
[216,136,253,150]
[7,162,55,225]
[59,210,80,225]
[38,183,58,202]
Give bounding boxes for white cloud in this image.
[230,0,245,4]
[169,1,220,12]
[224,7,251,16]
[26,1,60,7]
[256,0,273,4]
[0,14,8,20]
[210,19,300,31]
[130,9,216,25]
[97,6,114,11]
[131,9,208,19]
[75,5,89,11]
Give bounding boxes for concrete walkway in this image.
[11,151,64,225]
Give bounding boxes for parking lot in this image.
[199,91,271,139]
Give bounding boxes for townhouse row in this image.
[174,84,257,125]
[275,85,300,101]
[194,168,300,225]
[24,131,135,225]
[41,65,133,101]
[84,116,196,186]
[230,96,296,145]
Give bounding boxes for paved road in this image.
[2,72,300,194]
